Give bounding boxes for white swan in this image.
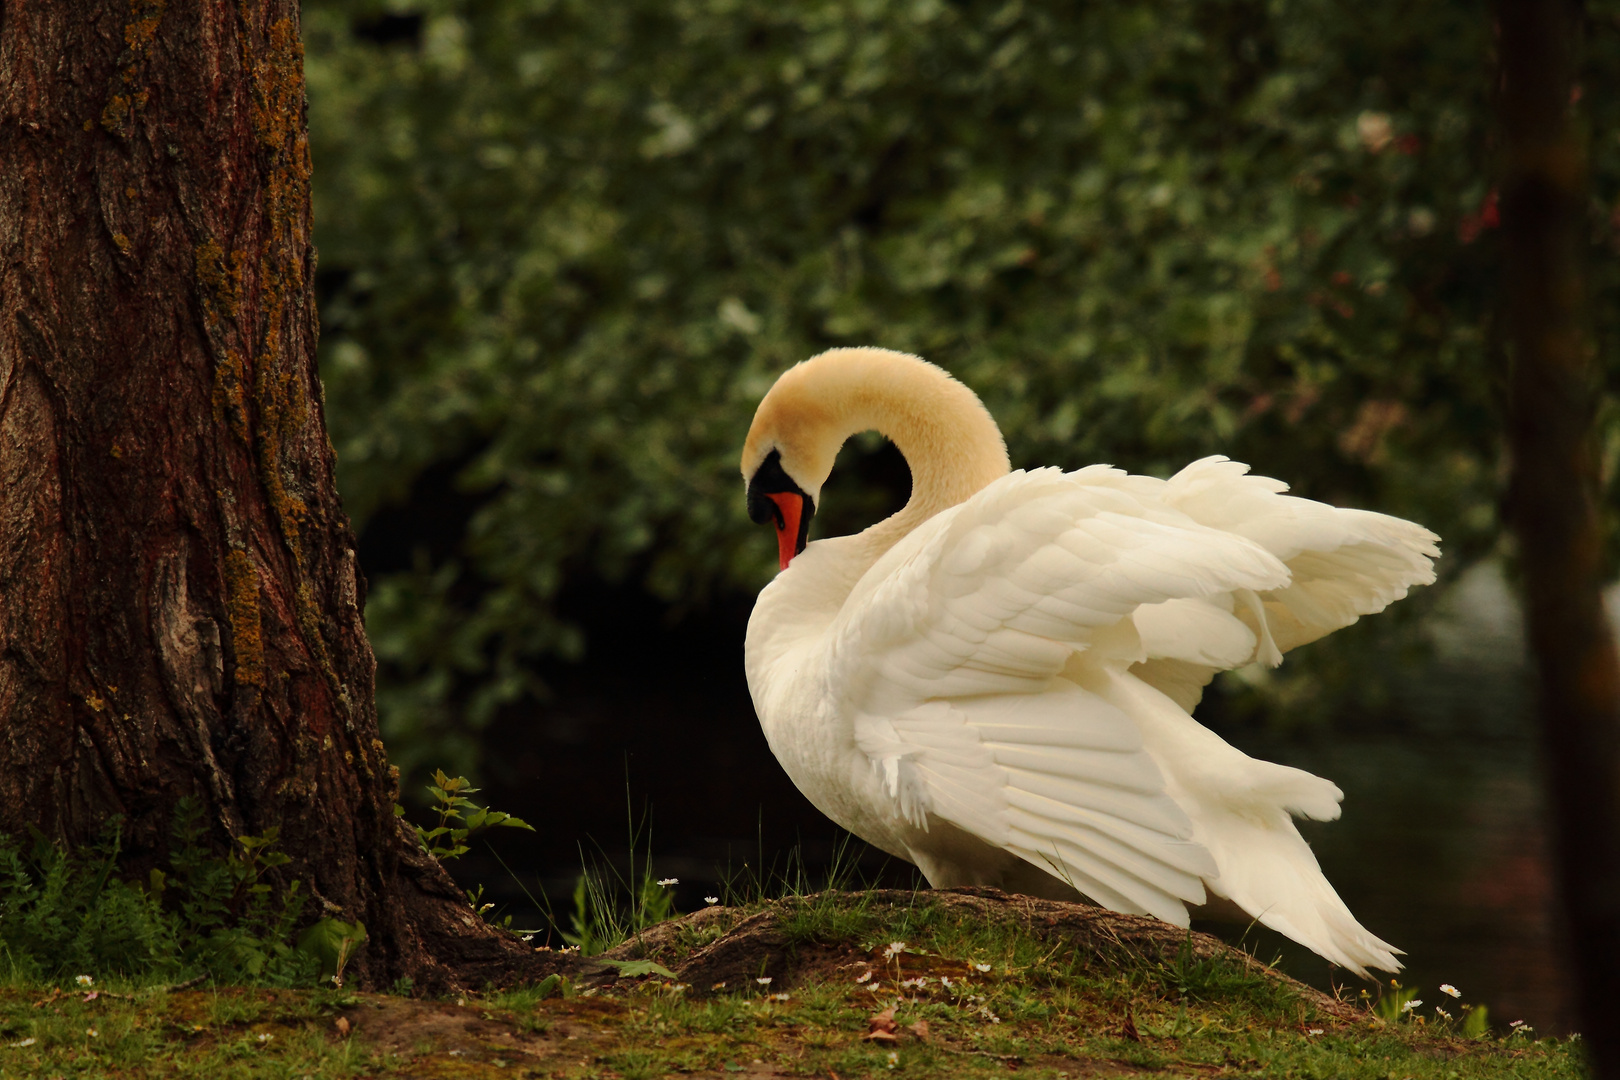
[740,347,1439,976]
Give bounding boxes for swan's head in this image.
[740,356,843,572]
[741,347,1009,571]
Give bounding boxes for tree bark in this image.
[0,0,549,992]
[1497,0,1620,1066]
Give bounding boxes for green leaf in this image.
[597,958,676,979]
[296,919,369,979]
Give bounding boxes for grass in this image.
[0,894,1584,1079]
[0,979,382,1078]
[0,816,1582,1077]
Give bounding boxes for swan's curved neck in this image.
[836,380,1010,551]
[744,348,1011,557]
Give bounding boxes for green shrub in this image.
[303,0,1620,779]
[0,802,322,987]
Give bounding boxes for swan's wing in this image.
[1129,456,1441,709]
[1165,456,1441,651]
[1096,666,1403,976]
[831,467,1293,923]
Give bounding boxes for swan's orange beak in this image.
[746,449,814,570]
[765,492,805,571]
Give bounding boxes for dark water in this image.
[454,564,1575,1035]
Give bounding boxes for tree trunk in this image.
[1497,0,1620,1066]
[0,0,550,992]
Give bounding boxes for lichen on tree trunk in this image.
[0,0,547,992]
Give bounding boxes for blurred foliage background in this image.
[302,0,1620,789]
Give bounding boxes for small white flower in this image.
[940,975,954,989]
[1435,1007,1452,1020]
[1401,999,1422,1012]
[856,971,873,984]
[522,934,534,942]
[886,1050,899,1068]
[973,962,991,973]
[900,977,928,988]
[656,877,678,886]
[256,1033,273,1043]
[86,1027,99,1038]
[1440,984,1461,998]
[770,993,790,1001]
[883,941,907,959]
[75,975,93,988]
[755,976,772,986]
[705,896,719,905]
[8,1037,35,1048]
[1306,1028,1324,1036]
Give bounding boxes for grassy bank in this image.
[0,890,1584,1079]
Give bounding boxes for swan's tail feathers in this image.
[1200,802,1402,978]
[1197,752,1400,976]
[1240,757,1344,823]
[1100,668,1402,977]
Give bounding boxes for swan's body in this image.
[741,348,1438,975]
